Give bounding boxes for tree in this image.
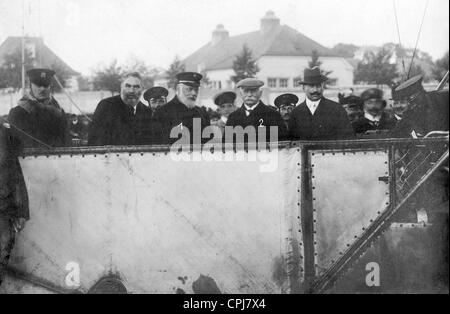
[122,56,159,89]
[231,44,260,83]
[354,48,399,86]
[0,47,34,91]
[166,56,185,89]
[432,51,449,82]
[92,59,123,95]
[331,43,359,58]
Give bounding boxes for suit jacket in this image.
[8,96,68,149]
[225,101,288,142]
[88,95,153,146]
[352,112,397,134]
[151,96,210,145]
[288,97,355,141]
[0,125,29,220]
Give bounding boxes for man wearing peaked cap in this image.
[288,67,354,140]
[352,88,396,135]
[225,77,287,143]
[211,91,237,135]
[340,95,364,124]
[151,72,210,144]
[143,86,169,111]
[274,93,298,125]
[391,75,448,138]
[7,68,68,149]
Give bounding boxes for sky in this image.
[0,0,448,75]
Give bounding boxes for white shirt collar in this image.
[244,101,260,116]
[395,114,402,121]
[220,116,228,124]
[305,98,320,115]
[364,112,382,122]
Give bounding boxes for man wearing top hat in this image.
[211,91,237,135]
[225,78,287,143]
[7,68,68,149]
[288,67,354,141]
[352,88,396,135]
[151,72,210,144]
[391,75,449,138]
[274,93,298,127]
[88,72,153,146]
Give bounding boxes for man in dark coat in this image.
[288,67,354,141]
[0,123,29,286]
[352,88,397,135]
[88,72,153,146]
[225,78,287,143]
[143,86,168,112]
[274,93,299,128]
[151,72,210,145]
[8,68,68,149]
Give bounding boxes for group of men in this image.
[2,66,442,151]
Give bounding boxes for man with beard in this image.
[225,78,287,143]
[289,67,354,141]
[143,86,168,113]
[88,72,152,146]
[8,68,68,149]
[352,88,396,135]
[151,72,210,144]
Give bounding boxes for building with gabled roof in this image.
[181,11,354,92]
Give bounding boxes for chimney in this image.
[260,10,280,34]
[211,24,229,45]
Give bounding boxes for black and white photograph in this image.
[0,0,448,299]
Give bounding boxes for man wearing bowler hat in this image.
[8,68,68,149]
[226,78,287,142]
[151,72,210,144]
[352,88,396,135]
[288,67,354,141]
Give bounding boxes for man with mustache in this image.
[288,67,354,141]
[88,72,152,146]
[8,68,68,149]
[225,78,287,143]
[151,72,210,144]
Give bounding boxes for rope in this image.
[392,0,407,79]
[407,0,430,79]
[1,117,52,149]
[53,75,92,122]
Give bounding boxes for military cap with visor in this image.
[394,75,425,101]
[213,91,237,107]
[143,86,169,101]
[27,68,55,87]
[274,93,299,108]
[176,72,203,87]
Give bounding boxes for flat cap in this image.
[236,78,264,89]
[176,72,203,87]
[394,75,424,100]
[361,88,383,101]
[143,86,169,101]
[27,68,55,87]
[274,93,299,108]
[213,91,236,107]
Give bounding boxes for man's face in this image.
[392,100,408,118]
[280,104,295,121]
[344,105,363,123]
[120,76,143,107]
[239,87,262,107]
[303,83,323,101]
[30,82,51,101]
[149,97,166,109]
[364,98,384,116]
[218,102,236,117]
[177,84,199,108]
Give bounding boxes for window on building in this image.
[293,77,302,88]
[279,78,288,88]
[268,78,277,88]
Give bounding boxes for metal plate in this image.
[311,150,390,276]
[5,148,303,294]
